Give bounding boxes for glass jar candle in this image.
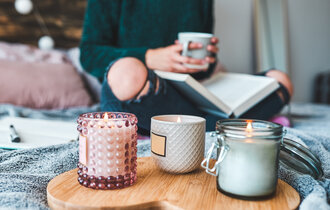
[76,112,138,190]
[202,119,283,199]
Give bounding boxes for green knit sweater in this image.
[80,0,214,81]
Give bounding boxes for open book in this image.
[0,117,77,149]
[155,71,279,118]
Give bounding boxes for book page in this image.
[155,71,232,116]
[169,79,232,116]
[155,71,278,117]
[202,73,279,116]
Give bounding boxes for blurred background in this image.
[215,0,330,103]
[0,0,330,103]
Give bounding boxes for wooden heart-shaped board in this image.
[47,157,300,209]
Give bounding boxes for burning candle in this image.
[201,119,324,199]
[151,115,206,173]
[77,112,138,190]
[202,119,284,199]
[217,121,280,197]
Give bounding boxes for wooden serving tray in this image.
[47,157,300,209]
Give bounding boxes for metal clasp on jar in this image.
[201,132,229,176]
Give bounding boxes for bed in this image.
[0,1,329,209]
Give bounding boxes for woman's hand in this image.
[205,37,219,64]
[145,43,207,74]
[174,37,219,65]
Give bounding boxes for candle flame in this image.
[103,113,109,122]
[246,120,253,135]
[177,117,181,123]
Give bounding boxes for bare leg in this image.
[266,70,294,102]
[107,57,152,101]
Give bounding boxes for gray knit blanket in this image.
[0,103,329,209]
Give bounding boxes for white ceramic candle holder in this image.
[151,115,206,174]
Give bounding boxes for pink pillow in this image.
[0,41,68,64]
[0,59,93,109]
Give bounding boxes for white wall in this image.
[214,0,255,74]
[255,0,290,74]
[214,0,330,102]
[288,0,330,102]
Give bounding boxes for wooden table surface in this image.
[47,157,300,210]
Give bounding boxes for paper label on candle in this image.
[151,132,166,157]
[79,135,87,165]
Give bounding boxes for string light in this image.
[15,0,33,15]
[14,0,55,50]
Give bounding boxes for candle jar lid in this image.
[280,138,323,179]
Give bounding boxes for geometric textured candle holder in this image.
[76,112,138,190]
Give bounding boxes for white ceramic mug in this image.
[178,32,213,69]
[151,115,206,173]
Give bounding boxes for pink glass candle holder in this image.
[76,112,138,190]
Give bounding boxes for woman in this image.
[80,0,293,134]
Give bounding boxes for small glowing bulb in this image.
[177,117,181,123]
[15,0,33,15]
[38,36,54,50]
